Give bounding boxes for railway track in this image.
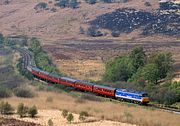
[15,47,180,115]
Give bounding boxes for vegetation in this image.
[0,101,14,115]
[28,106,38,118]
[17,103,38,118]
[66,113,74,123]
[17,103,29,118]
[28,38,59,73]
[0,33,4,44]
[62,109,68,118]
[104,46,179,105]
[55,0,78,9]
[0,87,12,98]
[14,87,34,98]
[79,111,89,122]
[34,2,48,10]
[85,0,97,4]
[87,27,103,37]
[48,119,54,126]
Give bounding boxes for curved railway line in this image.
[15,47,180,115]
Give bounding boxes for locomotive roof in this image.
[76,81,95,86]
[61,77,77,82]
[94,85,116,91]
[116,88,147,95]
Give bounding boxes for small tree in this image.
[66,113,74,123]
[48,119,54,126]
[28,105,38,118]
[0,101,14,115]
[79,111,89,122]
[62,109,68,118]
[17,103,28,118]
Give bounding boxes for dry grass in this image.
[57,59,105,81]
[2,90,180,126]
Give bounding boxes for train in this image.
[27,65,150,104]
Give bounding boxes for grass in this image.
[2,90,179,126]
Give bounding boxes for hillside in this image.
[1,0,178,42]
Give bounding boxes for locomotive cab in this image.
[141,93,150,104]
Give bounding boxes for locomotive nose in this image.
[142,97,150,103]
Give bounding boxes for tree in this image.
[148,52,173,79]
[69,0,78,8]
[66,113,74,123]
[79,111,89,122]
[0,33,4,44]
[104,56,135,82]
[17,103,28,118]
[129,46,146,71]
[0,101,14,115]
[28,105,38,118]
[62,109,68,118]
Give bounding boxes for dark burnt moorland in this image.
[90,2,180,37]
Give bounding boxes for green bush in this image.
[0,101,14,115]
[17,103,28,118]
[28,105,38,118]
[79,111,89,122]
[48,119,54,126]
[66,113,74,123]
[14,87,34,98]
[62,109,68,118]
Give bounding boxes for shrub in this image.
[144,2,151,7]
[0,87,12,98]
[14,87,34,98]
[62,109,68,118]
[34,2,48,10]
[17,103,28,118]
[87,27,103,37]
[0,101,14,115]
[28,106,38,118]
[66,113,74,123]
[48,119,54,126]
[79,111,89,122]
[86,0,97,4]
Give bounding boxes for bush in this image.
[17,103,28,118]
[144,2,151,7]
[0,87,12,98]
[85,0,97,4]
[87,27,103,37]
[48,119,54,126]
[14,87,34,98]
[28,106,38,118]
[34,2,48,10]
[62,109,68,118]
[66,113,74,123]
[0,101,14,115]
[79,111,89,122]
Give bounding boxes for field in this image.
[44,40,180,80]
